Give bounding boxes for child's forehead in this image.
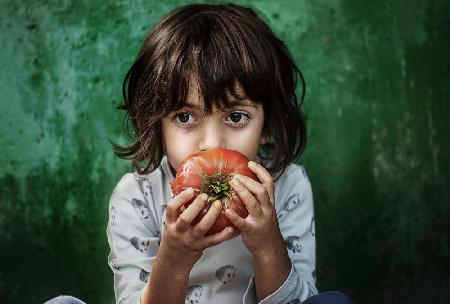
[180,98,259,111]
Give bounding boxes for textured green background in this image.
[1,0,449,303]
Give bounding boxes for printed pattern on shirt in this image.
[310,217,315,237]
[277,193,303,221]
[133,178,162,239]
[131,198,150,220]
[139,269,150,283]
[130,236,152,253]
[136,176,153,202]
[110,206,117,226]
[215,265,237,284]
[285,236,302,253]
[118,297,128,304]
[185,284,203,304]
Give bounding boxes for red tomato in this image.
[169,148,259,236]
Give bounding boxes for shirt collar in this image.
[160,155,175,206]
[161,155,175,181]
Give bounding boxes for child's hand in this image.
[159,188,238,270]
[226,161,284,258]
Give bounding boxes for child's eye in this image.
[173,112,196,127]
[225,111,250,127]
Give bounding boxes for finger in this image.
[200,225,240,249]
[192,200,222,237]
[166,188,195,222]
[176,193,208,232]
[248,161,275,206]
[225,208,248,232]
[233,174,271,210]
[230,177,263,216]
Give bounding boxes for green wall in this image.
[1,0,449,303]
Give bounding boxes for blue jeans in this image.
[44,291,352,303]
[303,291,352,304]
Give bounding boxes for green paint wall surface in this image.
[1,0,449,303]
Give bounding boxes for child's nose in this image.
[197,121,226,151]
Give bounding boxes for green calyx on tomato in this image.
[202,172,232,202]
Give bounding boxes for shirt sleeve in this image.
[106,173,162,304]
[243,164,318,304]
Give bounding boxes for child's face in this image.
[161,80,267,174]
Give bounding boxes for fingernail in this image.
[248,161,257,167]
[200,193,208,200]
[230,178,240,187]
[227,227,233,233]
[186,187,194,194]
[233,174,242,181]
[214,200,222,208]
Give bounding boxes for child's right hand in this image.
[159,188,238,270]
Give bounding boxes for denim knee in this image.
[301,291,352,304]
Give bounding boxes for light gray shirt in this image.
[107,156,317,304]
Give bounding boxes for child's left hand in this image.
[226,161,284,258]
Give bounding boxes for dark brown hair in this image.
[111,2,307,181]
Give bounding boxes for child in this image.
[107,3,336,304]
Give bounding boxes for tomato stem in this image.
[201,172,233,203]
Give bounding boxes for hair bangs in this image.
[167,11,271,114]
